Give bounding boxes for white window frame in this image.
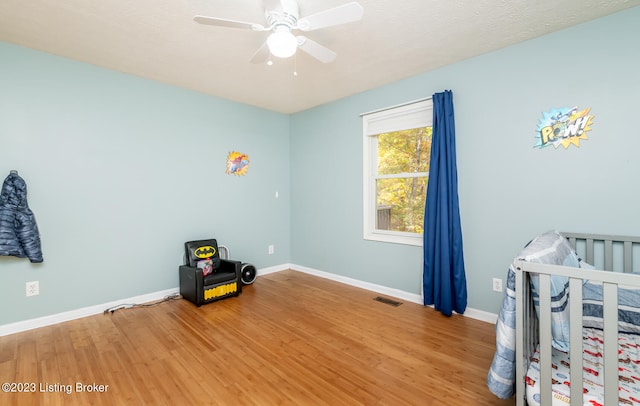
[362,99,433,246]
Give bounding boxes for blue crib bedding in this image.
[486,230,583,399]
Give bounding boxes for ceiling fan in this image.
[193,0,364,64]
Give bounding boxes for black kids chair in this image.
[178,239,242,306]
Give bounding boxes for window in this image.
[362,99,433,246]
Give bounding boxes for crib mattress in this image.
[525,328,640,405]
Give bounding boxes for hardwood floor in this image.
[0,270,515,405]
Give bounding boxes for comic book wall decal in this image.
[226,151,250,176]
[534,106,594,149]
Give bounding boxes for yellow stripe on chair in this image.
[204,282,237,301]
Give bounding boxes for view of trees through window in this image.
[376,126,432,234]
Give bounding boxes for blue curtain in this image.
[423,90,467,316]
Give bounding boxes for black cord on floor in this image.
[103,293,182,314]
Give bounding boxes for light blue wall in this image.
[289,7,640,314]
[2,7,639,326]
[0,42,290,325]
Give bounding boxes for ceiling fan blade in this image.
[296,36,336,63]
[193,15,266,31]
[297,2,364,32]
[250,41,271,64]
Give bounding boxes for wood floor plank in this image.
[0,270,514,405]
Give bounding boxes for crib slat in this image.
[605,240,613,271]
[586,238,595,264]
[515,267,526,406]
[568,277,583,404]
[538,273,552,406]
[624,241,632,273]
[603,282,619,405]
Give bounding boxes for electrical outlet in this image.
[268,245,274,254]
[492,278,503,292]
[26,281,39,297]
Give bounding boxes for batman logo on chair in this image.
[194,245,216,259]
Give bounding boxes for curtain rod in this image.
[360,96,432,117]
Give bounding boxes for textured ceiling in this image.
[1,0,639,114]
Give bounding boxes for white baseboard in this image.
[0,263,497,336]
[0,287,179,337]
[290,264,423,303]
[461,307,499,324]
[256,263,290,276]
[288,264,498,325]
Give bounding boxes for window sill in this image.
[364,231,423,247]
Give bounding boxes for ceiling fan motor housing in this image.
[265,0,299,28]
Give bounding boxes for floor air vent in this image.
[373,296,402,307]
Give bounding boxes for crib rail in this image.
[515,232,640,406]
[562,232,640,273]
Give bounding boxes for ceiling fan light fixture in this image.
[267,28,298,58]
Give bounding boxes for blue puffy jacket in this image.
[0,172,43,263]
